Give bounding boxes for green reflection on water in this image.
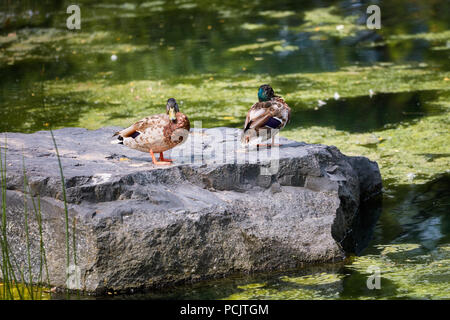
[0,0,449,299]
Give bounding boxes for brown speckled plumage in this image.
[114,106,190,154]
[241,86,291,145]
[243,97,291,131]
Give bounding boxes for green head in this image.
[258,84,275,102]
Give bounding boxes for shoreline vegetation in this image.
[0,130,77,300]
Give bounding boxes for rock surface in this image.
[0,127,382,294]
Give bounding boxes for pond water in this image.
[291,89,445,133]
[1,0,449,299]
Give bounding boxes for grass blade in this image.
[49,130,71,297]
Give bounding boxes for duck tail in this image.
[111,131,124,144]
[240,128,255,146]
[110,137,123,145]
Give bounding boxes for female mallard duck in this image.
[241,84,291,147]
[113,98,190,165]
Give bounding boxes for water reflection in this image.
[289,90,443,133]
[339,195,382,256]
[376,173,450,248]
[0,0,449,300]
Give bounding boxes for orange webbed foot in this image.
[149,150,172,165]
[159,153,173,162]
[256,143,282,148]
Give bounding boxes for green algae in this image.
[0,33,18,45]
[281,272,344,286]
[345,244,450,299]
[236,282,266,290]
[240,23,273,31]
[377,243,421,256]
[234,6,366,54]
[283,112,450,187]
[228,40,283,53]
[0,283,51,300]
[258,10,296,19]
[1,0,449,300]
[0,28,153,67]
[220,244,449,300]
[279,64,450,103]
[362,29,450,53]
[279,65,450,187]
[228,40,299,54]
[223,277,339,300]
[223,286,326,300]
[390,30,450,42]
[295,6,365,39]
[273,44,299,52]
[220,270,346,300]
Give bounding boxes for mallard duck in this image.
[113,98,190,165]
[241,84,291,147]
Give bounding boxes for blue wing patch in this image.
[130,131,141,139]
[264,117,282,129]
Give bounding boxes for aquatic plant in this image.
[0,136,50,299]
[0,129,77,300]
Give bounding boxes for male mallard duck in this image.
[241,84,291,147]
[113,98,190,165]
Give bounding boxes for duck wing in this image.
[243,99,289,132]
[113,122,140,138]
[113,115,165,138]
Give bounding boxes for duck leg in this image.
[149,149,171,165]
[159,152,173,162]
[272,135,282,147]
[257,136,282,148]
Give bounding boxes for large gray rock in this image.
[0,127,382,294]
